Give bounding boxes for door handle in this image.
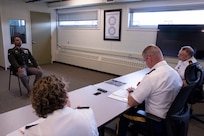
[32,41,36,44]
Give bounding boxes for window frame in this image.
[128,4,204,29]
[57,9,100,29]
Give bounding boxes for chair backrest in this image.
[184,62,204,104]
[165,85,196,136]
[167,85,196,116]
[136,85,195,136]
[184,62,203,86]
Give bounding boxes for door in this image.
[30,11,51,65]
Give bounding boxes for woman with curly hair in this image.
[24,75,99,136]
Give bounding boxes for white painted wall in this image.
[56,0,204,56]
[55,3,158,75]
[55,0,204,74]
[57,3,157,55]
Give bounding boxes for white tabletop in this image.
[69,85,129,127]
[1,68,149,136]
[0,105,38,136]
[69,68,150,127]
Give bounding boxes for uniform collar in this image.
[180,56,196,65]
[151,60,167,71]
[13,46,21,50]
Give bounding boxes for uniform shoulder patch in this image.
[146,69,155,75]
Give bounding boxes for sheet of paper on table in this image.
[108,88,128,103]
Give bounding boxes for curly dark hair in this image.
[30,75,69,118]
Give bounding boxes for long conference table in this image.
[0,68,149,136]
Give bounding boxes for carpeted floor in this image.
[0,62,117,114]
[0,62,204,136]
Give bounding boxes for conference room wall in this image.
[55,1,177,75]
[55,0,204,75]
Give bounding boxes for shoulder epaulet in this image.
[146,69,155,75]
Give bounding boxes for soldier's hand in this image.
[18,67,24,75]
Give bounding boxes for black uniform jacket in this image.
[8,46,38,72]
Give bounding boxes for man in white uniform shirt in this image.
[175,46,197,86]
[117,45,182,136]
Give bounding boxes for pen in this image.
[77,106,90,109]
[97,88,108,93]
[25,124,38,129]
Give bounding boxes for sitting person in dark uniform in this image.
[8,36,43,96]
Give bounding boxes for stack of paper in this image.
[108,89,128,103]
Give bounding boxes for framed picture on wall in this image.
[104,9,122,41]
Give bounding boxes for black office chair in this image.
[135,84,196,136]
[184,62,203,87]
[8,65,23,96]
[8,66,32,96]
[184,62,204,124]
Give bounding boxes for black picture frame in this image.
[104,9,122,41]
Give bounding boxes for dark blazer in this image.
[8,46,38,72]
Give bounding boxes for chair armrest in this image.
[137,110,162,122]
